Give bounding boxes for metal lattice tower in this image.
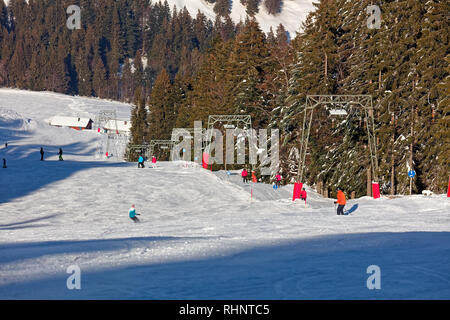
[205,115,255,170]
[94,110,120,160]
[297,95,379,183]
[94,110,117,132]
[149,140,176,159]
[128,144,151,159]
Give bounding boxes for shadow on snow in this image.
[0,141,130,204]
[0,232,449,300]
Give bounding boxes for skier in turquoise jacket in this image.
[138,155,145,168]
[129,204,140,223]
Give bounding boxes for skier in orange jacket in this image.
[334,187,346,215]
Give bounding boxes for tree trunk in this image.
[391,157,395,195]
[379,70,382,90]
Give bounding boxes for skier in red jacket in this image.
[241,169,249,183]
[300,188,307,202]
[275,173,282,187]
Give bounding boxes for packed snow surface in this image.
[1,89,450,299]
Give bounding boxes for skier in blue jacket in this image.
[129,204,140,223]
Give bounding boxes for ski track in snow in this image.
[1,89,450,299]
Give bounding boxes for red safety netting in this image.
[293,182,303,201]
[202,153,209,169]
[447,177,450,198]
[372,182,380,199]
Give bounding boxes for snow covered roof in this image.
[104,119,131,132]
[50,116,92,128]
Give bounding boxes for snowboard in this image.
[344,204,358,215]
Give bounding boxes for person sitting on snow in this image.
[129,204,140,223]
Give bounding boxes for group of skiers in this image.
[137,155,157,168]
[239,168,345,215]
[1,144,64,169]
[127,187,344,224]
[39,147,64,161]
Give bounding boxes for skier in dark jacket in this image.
[2,158,6,168]
[58,148,63,161]
[40,147,44,161]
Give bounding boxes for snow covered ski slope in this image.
[1,90,450,299]
[0,88,131,162]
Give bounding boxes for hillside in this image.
[0,88,132,161]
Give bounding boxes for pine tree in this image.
[414,0,450,192]
[182,37,235,126]
[146,68,177,142]
[121,58,134,101]
[133,50,144,90]
[244,0,260,17]
[92,55,107,98]
[0,0,8,31]
[226,18,271,127]
[108,5,125,94]
[264,0,282,15]
[214,0,231,17]
[130,86,148,146]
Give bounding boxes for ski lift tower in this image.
[297,95,379,196]
[128,144,151,160]
[94,110,119,160]
[149,140,176,159]
[205,115,254,171]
